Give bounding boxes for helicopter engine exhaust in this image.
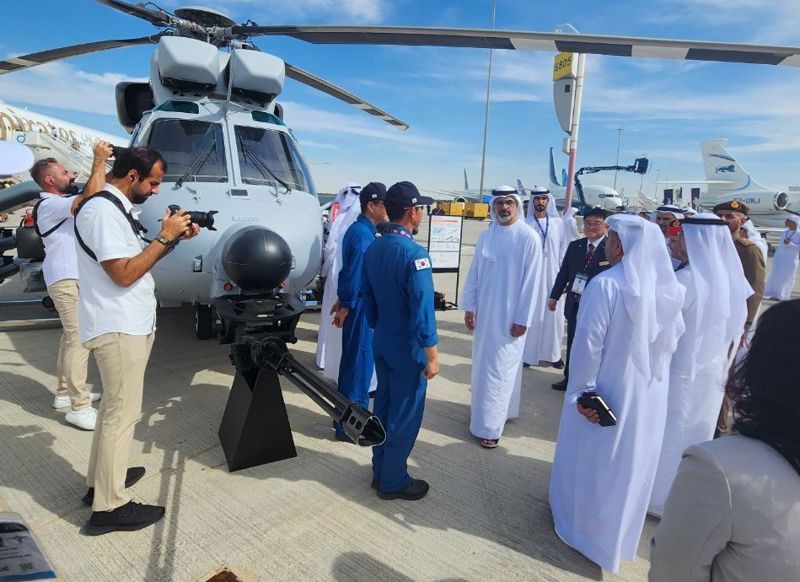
[221,226,293,292]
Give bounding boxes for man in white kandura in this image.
[648,213,752,517]
[519,182,576,368]
[549,214,685,574]
[462,186,541,449]
[316,182,362,379]
[765,215,800,301]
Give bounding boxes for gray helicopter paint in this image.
[127,38,322,306]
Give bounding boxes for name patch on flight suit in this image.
[414,258,431,270]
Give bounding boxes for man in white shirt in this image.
[30,141,113,430]
[74,147,199,535]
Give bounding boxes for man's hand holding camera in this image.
[159,207,200,245]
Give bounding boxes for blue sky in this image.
[2,0,799,195]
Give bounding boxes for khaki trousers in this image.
[47,279,91,411]
[85,332,154,511]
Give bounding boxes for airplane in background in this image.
[547,148,625,211]
[422,149,625,209]
[0,100,125,181]
[657,139,796,229]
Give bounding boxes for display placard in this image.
[428,215,463,271]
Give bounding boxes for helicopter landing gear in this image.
[194,303,215,340]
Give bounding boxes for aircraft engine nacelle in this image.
[116,82,155,134]
[774,191,788,210]
[221,226,293,293]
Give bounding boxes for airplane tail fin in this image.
[464,169,469,191]
[549,147,560,187]
[701,139,767,193]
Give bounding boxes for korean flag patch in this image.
[414,257,431,271]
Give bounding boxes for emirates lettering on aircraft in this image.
[0,104,121,149]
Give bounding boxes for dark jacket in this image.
[550,237,611,318]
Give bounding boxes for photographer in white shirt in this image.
[74,146,198,535]
[31,140,112,430]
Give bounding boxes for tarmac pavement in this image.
[0,215,679,581]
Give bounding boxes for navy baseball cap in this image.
[359,182,387,205]
[385,181,433,210]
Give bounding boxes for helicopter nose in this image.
[222,226,293,292]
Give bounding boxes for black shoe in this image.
[370,478,379,490]
[377,479,429,501]
[335,432,352,443]
[82,467,146,507]
[551,359,565,370]
[83,501,164,536]
[551,378,568,391]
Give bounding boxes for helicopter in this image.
[1,1,799,468]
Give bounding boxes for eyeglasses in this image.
[493,199,517,207]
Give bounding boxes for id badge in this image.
[572,273,589,295]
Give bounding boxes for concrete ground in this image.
[4,214,779,582]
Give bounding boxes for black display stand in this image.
[218,367,298,472]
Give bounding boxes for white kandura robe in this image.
[549,266,673,574]
[462,220,541,440]
[523,215,572,364]
[316,203,360,376]
[649,267,729,516]
[765,229,800,300]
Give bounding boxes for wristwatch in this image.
[154,234,173,246]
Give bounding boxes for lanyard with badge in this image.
[533,215,549,247]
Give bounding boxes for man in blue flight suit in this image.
[331,182,389,441]
[362,181,439,501]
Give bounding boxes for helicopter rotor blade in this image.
[93,0,172,27]
[0,34,165,76]
[284,63,408,130]
[232,25,800,68]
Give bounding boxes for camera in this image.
[110,145,127,158]
[168,204,218,231]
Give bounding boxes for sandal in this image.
[480,438,499,449]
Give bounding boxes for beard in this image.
[534,204,547,213]
[131,193,149,204]
[411,226,419,235]
[496,212,512,224]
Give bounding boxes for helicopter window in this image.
[235,126,315,194]
[155,101,200,114]
[251,111,285,126]
[144,119,227,183]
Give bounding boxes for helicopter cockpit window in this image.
[235,126,315,194]
[144,119,227,183]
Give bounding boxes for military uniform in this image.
[362,183,437,495]
[734,236,765,327]
[713,199,765,433]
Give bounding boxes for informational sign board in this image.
[428,215,463,270]
[427,214,464,306]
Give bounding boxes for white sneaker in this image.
[53,392,101,409]
[65,407,97,431]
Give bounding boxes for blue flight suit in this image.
[362,225,438,493]
[335,214,378,439]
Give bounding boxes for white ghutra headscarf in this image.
[681,213,752,379]
[607,214,686,382]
